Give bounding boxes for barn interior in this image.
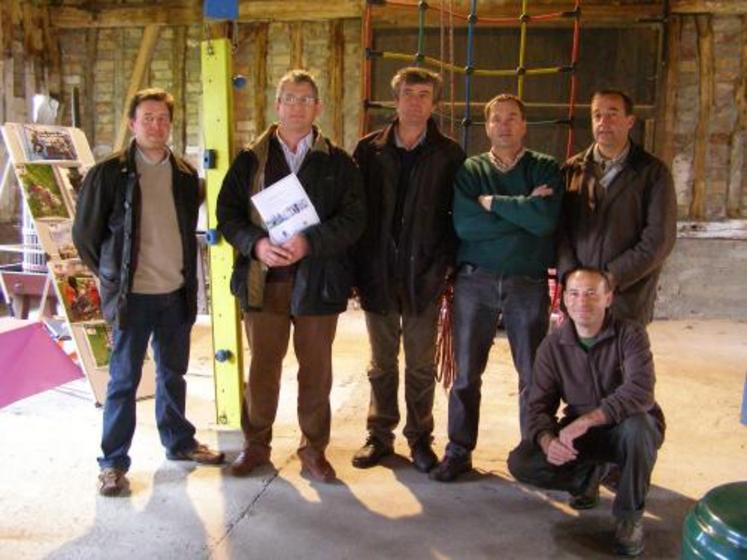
[0,1,746,559]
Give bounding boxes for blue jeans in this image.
[98,290,197,471]
[446,265,549,457]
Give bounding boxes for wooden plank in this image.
[329,20,345,145]
[172,26,187,155]
[290,23,303,69]
[49,0,361,29]
[658,15,681,168]
[200,38,244,428]
[690,14,713,221]
[670,0,747,15]
[253,23,269,135]
[113,25,160,152]
[84,29,98,146]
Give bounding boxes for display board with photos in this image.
[1,123,156,404]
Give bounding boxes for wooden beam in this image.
[49,0,361,29]
[671,1,747,15]
[726,15,747,218]
[290,23,303,69]
[658,15,681,168]
[84,29,98,147]
[690,14,713,221]
[329,20,345,145]
[113,25,160,152]
[172,26,187,155]
[253,23,269,136]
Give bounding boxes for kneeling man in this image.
[508,267,664,557]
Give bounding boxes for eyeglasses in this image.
[278,93,318,106]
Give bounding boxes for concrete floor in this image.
[1,310,746,560]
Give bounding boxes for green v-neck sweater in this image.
[452,150,563,278]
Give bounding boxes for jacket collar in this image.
[371,117,443,153]
[558,312,617,347]
[118,139,193,175]
[577,139,647,175]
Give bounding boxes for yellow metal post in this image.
[201,38,243,427]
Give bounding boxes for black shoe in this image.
[351,436,393,469]
[410,443,438,473]
[569,465,602,510]
[429,455,472,482]
[614,517,644,557]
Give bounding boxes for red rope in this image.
[435,283,456,390]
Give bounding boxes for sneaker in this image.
[167,442,225,465]
[429,454,472,482]
[351,436,393,469]
[98,468,128,497]
[410,442,438,473]
[569,465,602,510]
[614,518,644,557]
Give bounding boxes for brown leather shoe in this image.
[298,448,336,483]
[230,446,271,477]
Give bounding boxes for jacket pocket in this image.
[321,258,353,305]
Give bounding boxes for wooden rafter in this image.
[113,25,160,152]
[670,1,747,15]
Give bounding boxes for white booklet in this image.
[251,173,320,244]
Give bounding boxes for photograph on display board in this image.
[56,274,102,323]
[83,323,113,368]
[20,124,78,162]
[17,164,71,220]
[35,219,78,261]
[56,165,87,207]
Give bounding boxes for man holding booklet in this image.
[217,69,364,483]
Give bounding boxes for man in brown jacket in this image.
[508,267,664,557]
[558,90,677,325]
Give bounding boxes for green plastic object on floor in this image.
[682,481,747,559]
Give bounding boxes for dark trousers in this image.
[446,266,549,458]
[242,281,338,455]
[99,290,197,471]
[507,413,663,520]
[363,297,440,447]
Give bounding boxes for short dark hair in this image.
[276,69,319,101]
[391,67,443,103]
[127,88,174,121]
[562,266,612,292]
[484,93,526,121]
[591,89,634,115]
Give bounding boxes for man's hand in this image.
[254,238,294,268]
[530,184,553,198]
[478,195,493,211]
[281,234,310,265]
[558,416,592,449]
[539,432,578,466]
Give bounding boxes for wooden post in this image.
[727,15,747,218]
[658,15,681,169]
[329,20,345,146]
[690,14,713,221]
[290,22,303,69]
[253,23,269,134]
[113,25,160,152]
[172,26,187,155]
[84,29,98,146]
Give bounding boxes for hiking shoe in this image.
[614,517,644,557]
[98,468,128,497]
[569,465,602,510]
[410,442,438,473]
[352,436,393,469]
[429,455,472,482]
[167,442,225,465]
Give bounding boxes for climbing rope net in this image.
[361,0,582,157]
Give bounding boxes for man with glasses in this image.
[508,267,664,556]
[350,67,464,474]
[217,69,364,483]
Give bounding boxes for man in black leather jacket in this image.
[351,67,465,473]
[73,88,223,497]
